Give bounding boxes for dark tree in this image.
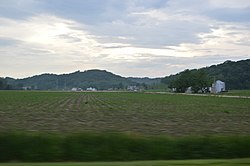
[0,78,7,90]
[169,70,211,93]
[163,59,250,91]
[0,78,13,90]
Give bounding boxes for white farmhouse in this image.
[86,87,97,91]
[127,85,138,91]
[71,88,77,91]
[211,80,226,93]
[71,87,82,91]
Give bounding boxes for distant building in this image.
[71,88,77,91]
[127,85,138,91]
[185,87,192,93]
[211,80,226,93]
[22,86,31,90]
[86,87,97,91]
[71,88,82,91]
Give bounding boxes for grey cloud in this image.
[101,45,129,49]
[101,54,250,77]
[35,0,130,25]
[1,0,250,78]
[0,0,42,19]
[89,18,210,48]
[205,7,250,22]
[0,38,21,46]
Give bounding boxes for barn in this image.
[211,80,226,93]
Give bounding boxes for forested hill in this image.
[2,59,250,90]
[128,77,161,85]
[161,59,250,90]
[6,70,135,90]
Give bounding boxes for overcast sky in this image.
[0,0,250,78]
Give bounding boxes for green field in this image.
[1,91,250,162]
[223,90,250,97]
[0,91,249,135]
[1,158,250,166]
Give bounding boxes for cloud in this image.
[0,0,41,19]
[209,0,250,8]
[205,7,250,22]
[0,37,21,46]
[0,1,250,78]
[0,15,101,77]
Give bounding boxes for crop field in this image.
[0,91,249,136]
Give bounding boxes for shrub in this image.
[0,132,249,162]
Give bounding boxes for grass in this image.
[1,132,250,161]
[0,158,250,166]
[0,91,249,136]
[0,91,250,162]
[222,90,250,97]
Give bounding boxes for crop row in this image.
[0,91,249,136]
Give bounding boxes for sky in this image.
[0,0,250,78]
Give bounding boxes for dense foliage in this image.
[162,59,250,90]
[127,77,161,85]
[6,70,135,90]
[0,77,12,90]
[202,59,250,89]
[0,132,250,162]
[168,69,211,93]
[2,59,250,90]
[4,70,164,90]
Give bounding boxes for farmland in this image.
[1,91,250,162]
[0,91,249,136]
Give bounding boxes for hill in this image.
[2,59,250,90]
[161,59,250,90]
[128,77,161,85]
[7,70,135,90]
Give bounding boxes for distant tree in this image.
[0,78,4,90]
[5,84,12,90]
[192,70,211,93]
[169,70,192,92]
[169,70,211,93]
[118,82,124,89]
[0,77,11,90]
[17,83,24,89]
[141,83,148,90]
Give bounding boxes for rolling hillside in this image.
[161,59,250,90]
[6,70,134,90]
[2,59,250,90]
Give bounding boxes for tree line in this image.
[167,70,212,93]
[162,59,250,91]
[0,78,12,90]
